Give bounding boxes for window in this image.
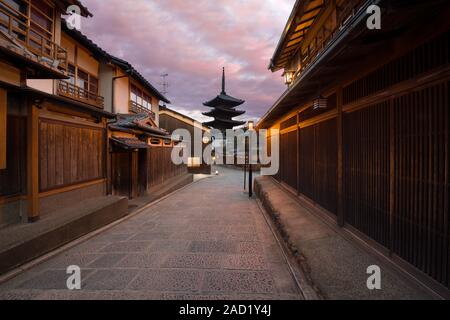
[64,65,99,100]
[89,76,98,95]
[77,70,88,90]
[130,84,151,109]
[131,84,138,104]
[143,94,152,110]
[29,0,54,54]
[150,138,161,146]
[0,0,28,41]
[67,64,76,85]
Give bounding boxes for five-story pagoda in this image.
[203,68,246,130]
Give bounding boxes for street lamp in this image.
[202,135,210,144]
[246,121,255,198]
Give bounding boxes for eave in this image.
[269,0,325,72]
[259,0,450,129]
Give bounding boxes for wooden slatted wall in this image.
[313,118,338,215]
[343,31,450,105]
[298,118,338,214]
[298,125,315,200]
[147,147,188,189]
[392,82,449,288]
[39,120,105,192]
[343,102,390,247]
[280,130,298,190]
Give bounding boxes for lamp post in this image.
[247,121,255,198]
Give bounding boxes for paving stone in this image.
[0,168,304,300]
[222,255,267,271]
[94,290,160,300]
[16,269,94,290]
[202,271,276,294]
[83,269,139,290]
[67,241,111,254]
[188,241,236,254]
[236,242,263,255]
[163,253,223,269]
[128,270,202,292]
[87,254,127,269]
[42,253,100,269]
[100,241,152,253]
[0,290,42,300]
[33,290,99,300]
[116,253,166,269]
[93,233,135,243]
[147,240,191,252]
[226,232,260,242]
[173,231,220,241]
[129,231,172,241]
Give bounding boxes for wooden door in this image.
[112,152,131,198]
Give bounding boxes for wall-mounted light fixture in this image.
[313,95,328,110]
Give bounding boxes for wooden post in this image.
[131,151,138,199]
[337,87,344,227]
[27,103,40,222]
[0,88,6,170]
[389,100,395,256]
[297,113,300,195]
[106,124,112,195]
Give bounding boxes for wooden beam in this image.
[336,87,344,227]
[131,151,138,199]
[27,103,40,222]
[106,122,113,195]
[388,99,395,256]
[297,112,300,196]
[0,88,6,170]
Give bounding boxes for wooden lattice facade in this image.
[260,0,450,296]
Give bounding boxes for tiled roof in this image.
[111,114,169,136]
[110,137,149,150]
[62,26,170,104]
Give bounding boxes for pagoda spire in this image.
[221,67,226,94]
[203,67,246,130]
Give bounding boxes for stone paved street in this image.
[0,168,303,300]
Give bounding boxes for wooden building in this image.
[61,27,189,200]
[258,0,450,296]
[160,106,212,174]
[0,0,117,227]
[0,0,187,228]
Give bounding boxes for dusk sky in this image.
[80,0,295,123]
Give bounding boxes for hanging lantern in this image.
[283,70,295,86]
[202,135,210,144]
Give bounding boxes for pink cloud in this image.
[80,0,294,120]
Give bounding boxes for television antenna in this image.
[159,73,169,96]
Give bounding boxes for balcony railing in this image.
[0,5,68,71]
[129,100,156,120]
[294,0,365,80]
[57,81,105,108]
